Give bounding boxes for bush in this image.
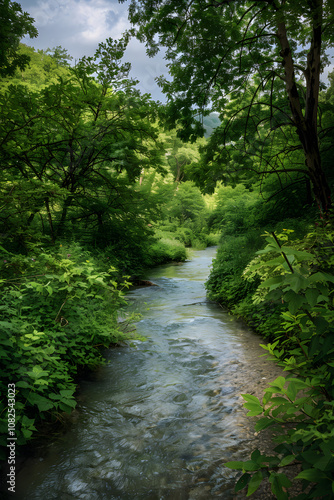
[225,227,334,498]
[145,237,187,265]
[0,242,138,458]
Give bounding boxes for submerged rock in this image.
[132,279,158,287]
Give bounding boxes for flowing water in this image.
[14,247,282,499]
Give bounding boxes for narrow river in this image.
[15,247,282,499]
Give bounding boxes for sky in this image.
[20,0,168,101]
[19,0,334,100]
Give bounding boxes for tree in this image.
[0,37,165,255]
[161,129,203,184]
[122,0,334,211]
[0,44,72,91]
[0,0,38,76]
[45,46,73,67]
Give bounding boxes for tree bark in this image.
[56,195,73,238]
[276,3,331,212]
[45,197,55,243]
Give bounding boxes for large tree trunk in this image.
[299,128,331,212]
[277,1,332,212]
[56,195,73,238]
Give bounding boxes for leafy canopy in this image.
[0,0,38,76]
[123,0,334,209]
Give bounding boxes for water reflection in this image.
[14,248,281,499]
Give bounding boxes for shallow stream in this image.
[14,247,282,499]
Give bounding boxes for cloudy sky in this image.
[20,0,167,101]
[19,0,334,99]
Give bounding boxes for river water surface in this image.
[15,247,282,499]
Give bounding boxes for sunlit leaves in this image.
[0,41,166,252]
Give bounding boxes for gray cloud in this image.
[20,0,168,101]
[21,0,333,102]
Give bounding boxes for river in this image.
[14,247,282,499]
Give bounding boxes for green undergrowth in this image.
[220,224,334,498]
[145,236,188,265]
[0,241,142,460]
[154,226,219,250]
[205,220,314,339]
[144,229,219,267]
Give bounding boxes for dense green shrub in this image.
[0,242,139,459]
[153,180,215,249]
[225,227,334,498]
[145,237,187,265]
[206,233,262,305]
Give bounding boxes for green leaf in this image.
[247,470,263,496]
[242,461,260,471]
[21,428,33,438]
[26,393,54,412]
[313,454,333,472]
[269,376,286,390]
[283,290,306,314]
[259,276,283,290]
[244,403,263,416]
[242,394,261,404]
[255,417,275,432]
[59,389,75,397]
[15,381,31,388]
[295,468,327,481]
[269,473,291,500]
[269,396,289,404]
[225,461,246,470]
[285,381,298,400]
[59,402,75,413]
[284,273,309,293]
[281,247,314,260]
[279,455,295,467]
[60,398,76,408]
[235,473,251,492]
[308,272,334,284]
[33,378,49,386]
[305,288,319,307]
[21,416,35,427]
[313,317,330,334]
[251,450,261,462]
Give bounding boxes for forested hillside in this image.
[2,0,334,497]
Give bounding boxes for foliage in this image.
[145,236,187,265]
[0,38,165,269]
[206,233,261,307]
[205,181,318,333]
[225,228,334,498]
[0,2,220,468]
[0,0,38,77]
[205,185,268,317]
[124,0,334,210]
[0,43,72,91]
[137,148,217,250]
[155,181,214,246]
[160,128,204,184]
[0,242,140,459]
[207,185,262,234]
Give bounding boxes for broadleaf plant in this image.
[225,227,334,498]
